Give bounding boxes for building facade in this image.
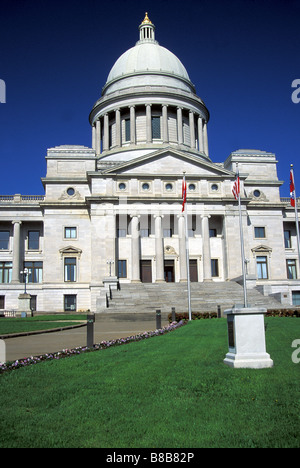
[1,14,300,313]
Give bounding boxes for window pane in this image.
[28,231,40,250]
[64,258,76,282]
[118,260,127,278]
[292,291,300,306]
[64,295,77,311]
[257,256,268,279]
[0,231,9,250]
[287,260,297,279]
[125,118,130,141]
[211,259,219,277]
[65,227,77,239]
[284,230,291,248]
[254,227,265,238]
[152,116,161,139]
[0,262,12,283]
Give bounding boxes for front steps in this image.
[104,281,282,318]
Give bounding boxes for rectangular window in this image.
[211,259,219,277]
[64,294,77,312]
[24,261,43,283]
[257,256,268,279]
[254,227,266,238]
[0,231,9,250]
[287,259,297,280]
[140,229,150,238]
[64,227,77,239]
[0,296,5,309]
[117,229,127,238]
[152,116,161,139]
[0,262,12,283]
[118,260,127,278]
[284,230,292,249]
[125,118,130,141]
[64,257,77,282]
[209,228,217,238]
[292,291,300,306]
[28,230,40,250]
[163,229,172,238]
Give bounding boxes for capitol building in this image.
[1,14,299,314]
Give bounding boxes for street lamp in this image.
[20,268,28,294]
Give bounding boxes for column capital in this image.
[154,214,164,219]
[12,220,22,225]
[201,214,211,219]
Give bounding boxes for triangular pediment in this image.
[101,148,234,178]
[59,246,82,257]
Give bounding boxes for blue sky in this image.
[0,0,299,197]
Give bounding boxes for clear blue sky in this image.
[0,0,299,197]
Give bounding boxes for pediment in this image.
[102,148,234,178]
[251,245,272,257]
[59,246,82,257]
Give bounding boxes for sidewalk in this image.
[3,315,169,362]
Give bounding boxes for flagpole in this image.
[183,172,192,321]
[291,164,300,270]
[235,163,248,308]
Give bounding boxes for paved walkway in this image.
[3,316,169,362]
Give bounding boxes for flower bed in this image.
[0,320,187,374]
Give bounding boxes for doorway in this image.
[140,260,152,283]
[164,260,175,282]
[189,260,198,282]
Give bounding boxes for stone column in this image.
[131,215,141,282]
[96,119,101,155]
[103,113,109,151]
[189,111,196,149]
[202,215,211,281]
[198,116,204,153]
[146,104,152,143]
[154,215,165,282]
[92,123,96,150]
[115,108,121,147]
[12,221,21,283]
[177,107,183,144]
[203,121,209,156]
[178,215,187,282]
[130,105,136,144]
[162,105,169,144]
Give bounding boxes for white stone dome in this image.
[103,14,195,95]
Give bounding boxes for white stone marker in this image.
[224,306,273,369]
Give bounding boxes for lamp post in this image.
[20,268,28,294]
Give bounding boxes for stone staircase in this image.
[104,281,283,318]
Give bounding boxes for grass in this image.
[0,317,299,448]
[0,314,87,336]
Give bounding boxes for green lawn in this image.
[0,318,299,448]
[0,315,87,336]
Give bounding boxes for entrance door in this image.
[189,260,198,282]
[164,260,175,282]
[140,260,152,283]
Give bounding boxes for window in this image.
[65,227,77,239]
[0,296,5,309]
[292,291,300,306]
[257,256,268,279]
[152,116,161,139]
[118,182,126,191]
[142,182,150,191]
[188,183,196,191]
[125,118,130,142]
[28,230,40,250]
[211,184,219,191]
[140,229,150,238]
[117,229,127,238]
[287,259,297,280]
[211,259,219,277]
[64,295,77,311]
[0,262,12,283]
[67,187,75,196]
[163,229,172,238]
[254,227,266,238]
[64,257,77,282]
[253,190,261,198]
[284,230,292,249]
[165,183,173,191]
[24,262,43,283]
[0,231,9,250]
[188,229,195,238]
[118,260,127,278]
[209,228,217,238]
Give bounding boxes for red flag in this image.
[290,169,296,207]
[232,171,240,200]
[182,177,187,212]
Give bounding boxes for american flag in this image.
[232,170,240,200]
[290,169,296,207]
[182,176,187,212]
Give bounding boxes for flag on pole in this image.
[232,169,240,200]
[182,176,187,212]
[290,169,296,207]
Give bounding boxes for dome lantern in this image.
[139,12,156,42]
